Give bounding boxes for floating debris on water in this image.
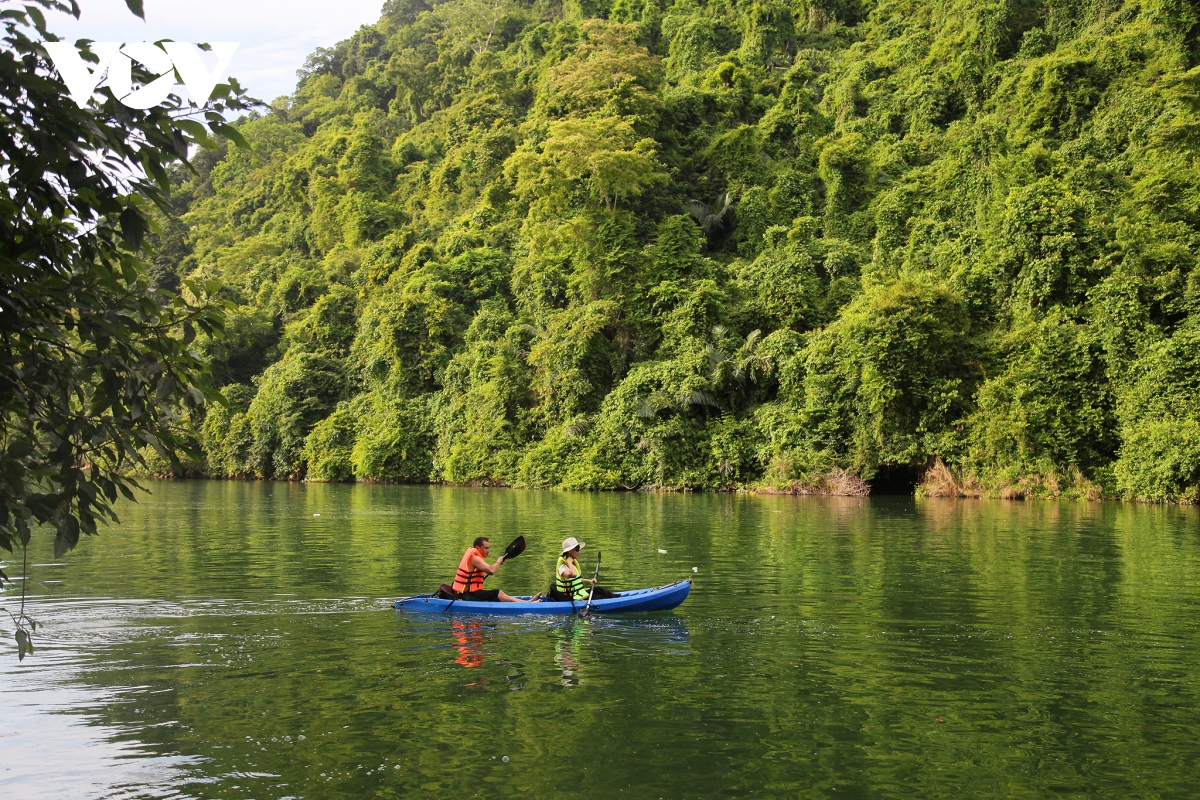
[658,549,667,554]
[692,567,698,573]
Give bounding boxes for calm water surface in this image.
[1,482,1199,798]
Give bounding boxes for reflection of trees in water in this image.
[17,481,1200,798]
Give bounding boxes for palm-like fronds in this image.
[684,192,734,233]
[707,327,767,388]
[682,389,722,409]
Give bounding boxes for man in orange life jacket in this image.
[451,537,542,602]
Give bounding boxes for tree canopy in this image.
[0,0,252,608]
[150,0,1200,502]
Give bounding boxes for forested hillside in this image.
[162,0,1200,500]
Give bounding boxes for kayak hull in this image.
[395,579,692,615]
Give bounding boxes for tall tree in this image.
[0,0,252,654]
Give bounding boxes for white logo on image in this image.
[44,42,239,109]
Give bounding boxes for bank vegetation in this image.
[149,0,1200,502]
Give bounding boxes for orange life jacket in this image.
[451,546,487,593]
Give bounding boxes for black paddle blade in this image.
[502,535,526,560]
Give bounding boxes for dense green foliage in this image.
[0,0,250,595]
[173,0,1200,500]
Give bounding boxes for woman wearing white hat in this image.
[551,537,617,602]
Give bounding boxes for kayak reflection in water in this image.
[444,537,542,602]
[549,537,618,602]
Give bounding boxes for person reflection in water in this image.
[554,621,584,687]
[448,537,541,602]
[452,620,484,669]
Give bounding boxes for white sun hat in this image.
[561,536,585,553]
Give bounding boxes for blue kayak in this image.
[395,579,692,615]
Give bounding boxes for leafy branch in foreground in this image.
[2,546,37,660]
[0,0,255,583]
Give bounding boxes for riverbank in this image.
[137,430,1198,503]
[138,463,1199,504]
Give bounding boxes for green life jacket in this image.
[555,555,588,600]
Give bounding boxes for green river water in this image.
[1,481,1199,799]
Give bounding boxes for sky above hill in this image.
[48,0,384,102]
